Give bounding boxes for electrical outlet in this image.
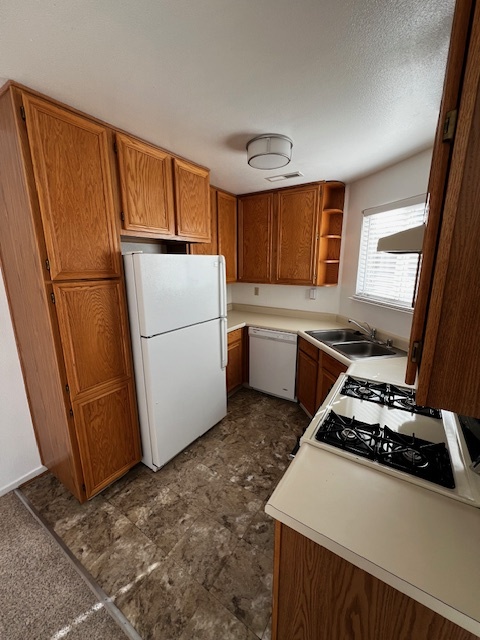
[254,287,259,296]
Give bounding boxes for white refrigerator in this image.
[123,252,228,471]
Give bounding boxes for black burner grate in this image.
[341,377,442,419]
[315,412,455,489]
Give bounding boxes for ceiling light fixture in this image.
[246,134,293,170]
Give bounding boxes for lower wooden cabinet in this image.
[296,339,321,416]
[272,522,477,640]
[73,379,140,496]
[320,350,348,401]
[227,328,245,394]
[296,337,347,416]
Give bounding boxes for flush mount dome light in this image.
[246,134,293,170]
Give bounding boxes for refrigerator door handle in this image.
[220,317,228,369]
[218,255,227,317]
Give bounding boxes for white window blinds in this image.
[355,195,426,310]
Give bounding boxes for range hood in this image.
[377,224,426,254]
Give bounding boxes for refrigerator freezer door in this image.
[125,253,226,337]
[140,318,227,470]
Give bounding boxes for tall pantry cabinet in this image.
[0,85,141,502]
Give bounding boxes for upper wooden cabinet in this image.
[190,186,218,256]
[116,132,175,236]
[22,93,120,281]
[274,185,320,285]
[238,192,274,283]
[238,182,344,286]
[116,134,211,242]
[174,158,210,241]
[217,190,238,283]
[191,187,237,282]
[406,0,480,416]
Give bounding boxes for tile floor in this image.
[21,388,309,640]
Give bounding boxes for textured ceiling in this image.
[0,0,455,194]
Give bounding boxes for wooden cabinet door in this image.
[116,132,175,235]
[227,329,244,393]
[217,190,237,282]
[318,352,348,406]
[407,0,480,415]
[22,93,120,280]
[53,280,132,399]
[190,186,218,255]
[174,158,211,241]
[318,368,338,407]
[274,185,320,284]
[238,193,273,283]
[406,0,474,389]
[296,348,319,416]
[73,379,141,498]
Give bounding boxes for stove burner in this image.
[357,386,373,397]
[400,397,416,408]
[402,448,428,467]
[339,427,358,441]
[315,412,379,460]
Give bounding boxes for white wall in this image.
[339,149,433,339]
[0,267,44,496]
[231,282,340,314]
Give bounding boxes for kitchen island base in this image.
[272,521,478,640]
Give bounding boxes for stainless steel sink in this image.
[305,329,365,343]
[332,341,397,359]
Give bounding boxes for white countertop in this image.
[227,307,410,387]
[266,444,480,636]
[227,307,480,636]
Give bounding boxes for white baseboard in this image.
[0,465,47,497]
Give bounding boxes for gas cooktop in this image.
[301,374,480,506]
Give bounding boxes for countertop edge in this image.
[265,502,480,637]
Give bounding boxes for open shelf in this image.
[316,181,345,286]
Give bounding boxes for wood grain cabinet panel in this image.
[238,193,273,283]
[190,186,218,255]
[53,280,131,398]
[274,185,320,285]
[273,522,477,640]
[217,190,237,282]
[21,93,120,280]
[0,85,141,503]
[296,348,319,416]
[116,132,175,235]
[227,328,244,393]
[238,182,344,286]
[407,0,480,415]
[74,380,141,498]
[191,187,238,282]
[174,158,211,241]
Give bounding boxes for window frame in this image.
[353,194,426,313]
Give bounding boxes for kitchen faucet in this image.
[348,318,377,341]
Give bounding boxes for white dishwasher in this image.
[248,327,297,401]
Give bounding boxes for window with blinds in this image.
[355,195,426,311]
